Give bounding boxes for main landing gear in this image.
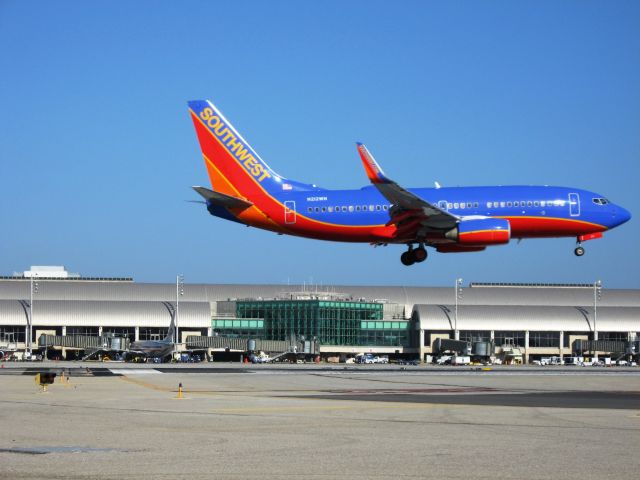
[400,244,428,266]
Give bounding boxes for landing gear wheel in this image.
[400,251,415,266]
[574,246,585,257]
[413,247,428,263]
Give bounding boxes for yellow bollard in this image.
[59,371,70,386]
[177,382,184,399]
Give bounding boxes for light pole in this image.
[454,278,463,341]
[594,280,602,360]
[175,274,184,353]
[29,277,38,357]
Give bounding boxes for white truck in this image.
[563,356,583,366]
[436,355,452,365]
[538,356,563,366]
[355,353,376,364]
[452,355,471,365]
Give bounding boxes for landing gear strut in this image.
[400,244,428,266]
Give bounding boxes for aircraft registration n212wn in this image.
[188,100,631,266]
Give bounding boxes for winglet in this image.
[356,143,390,184]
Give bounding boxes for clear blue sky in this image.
[1,1,638,288]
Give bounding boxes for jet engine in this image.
[445,218,510,245]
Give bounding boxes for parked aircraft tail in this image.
[163,303,176,343]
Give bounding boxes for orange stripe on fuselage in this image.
[459,229,509,245]
[202,154,288,233]
[502,216,606,237]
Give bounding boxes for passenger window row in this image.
[307,205,391,214]
[483,200,565,209]
[447,202,479,210]
[306,197,571,214]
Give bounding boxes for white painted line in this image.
[110,369,162,375]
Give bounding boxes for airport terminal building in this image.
[1,267,639,362]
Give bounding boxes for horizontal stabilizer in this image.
[192,186,253,210]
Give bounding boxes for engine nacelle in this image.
[445,218,511,245]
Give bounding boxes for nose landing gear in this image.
[400,244,428,266]
[574,232,604,256]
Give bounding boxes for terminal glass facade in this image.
[67,326,99,337]
[139,327,169,341]
[0,326,25,343]
[102,327,135,342]
[212,319,264,338]
[233,300,410,347]
[598,332,628,342]
[360,321,410,346]
[459,330,491,343]
[494,331,526,347]
[529,331,560,348]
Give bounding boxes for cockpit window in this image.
[592,198,610,205]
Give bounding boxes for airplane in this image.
[127,310,176,361]
[187,99,631,266]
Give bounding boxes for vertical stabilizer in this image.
[188,100,321,198]
[188,100,284,197]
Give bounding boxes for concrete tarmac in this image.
[0,365,639,479]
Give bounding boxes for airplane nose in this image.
[613,205,631,227]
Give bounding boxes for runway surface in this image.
[0,364,638,479]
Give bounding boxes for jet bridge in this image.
[185,336,320,360]
[432,338,471,356]
[572,339,639,362]
[38,334,130,360]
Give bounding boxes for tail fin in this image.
[188,100,318,198]
[163,306,176,343]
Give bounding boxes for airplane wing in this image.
[356,143,459,241]
[192,186,253,210]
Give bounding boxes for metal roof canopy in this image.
[0,299,210,328]
[1,280,638,307]
[413,304,640,332]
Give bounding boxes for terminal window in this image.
[0,326,25,343]
[494,331,525,347]
[102,327,135,342]
[459,330,491,343]
[529,331,560,348]
[139,327,168,341]
[67,327,99,337]
[598,332,628,342]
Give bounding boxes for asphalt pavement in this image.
[0,364,638,479]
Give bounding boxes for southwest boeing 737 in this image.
[188,100,631,266]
